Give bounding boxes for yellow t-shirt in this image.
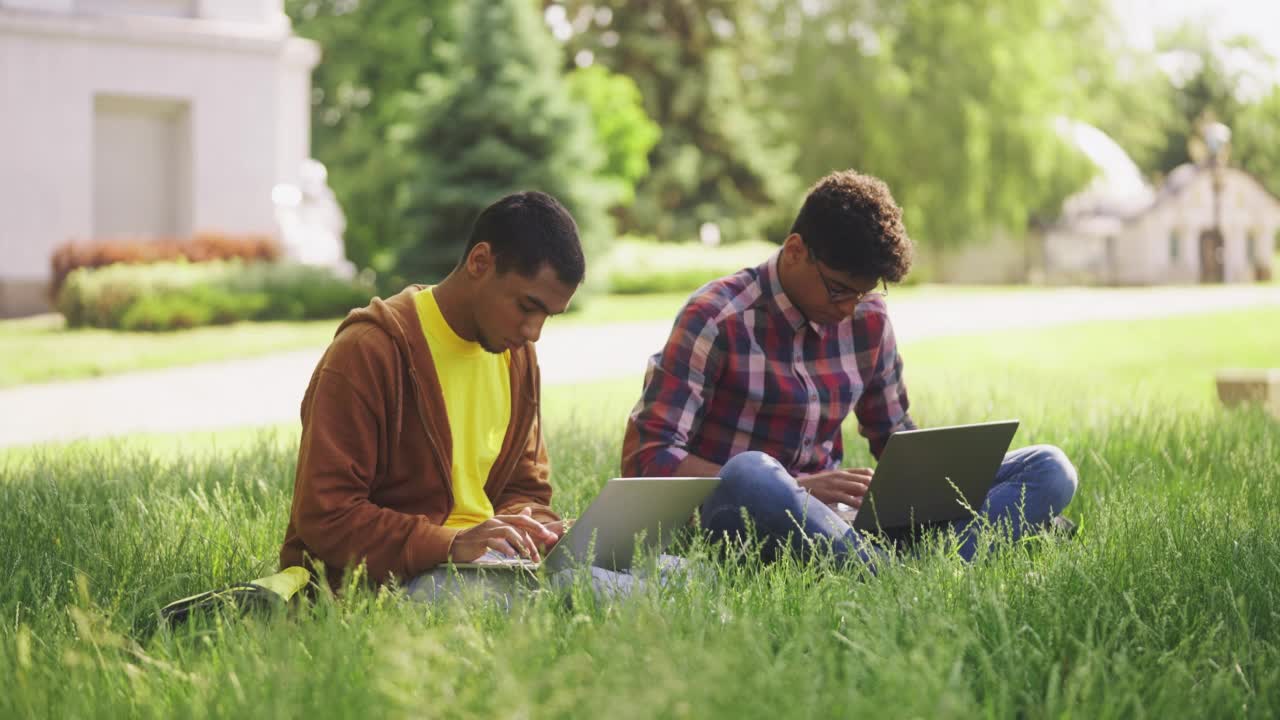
[415,287,511,529]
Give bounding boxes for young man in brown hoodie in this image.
[280,191,583,596]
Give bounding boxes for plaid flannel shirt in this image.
[622,251,915,477]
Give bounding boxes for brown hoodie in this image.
[279,286,557,588]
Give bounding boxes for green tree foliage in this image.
[392,0,611,285]
[565,65,662,207]
[1235,86,1280,199]
[1148,24,1253,174]
[558,1,799,244]
[286,0,461,274]
[1065,21,1180,180]
[1145,24,1280,197]
[766,0,1097,249]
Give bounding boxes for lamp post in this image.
[1204,122,1231,283]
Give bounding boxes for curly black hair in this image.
[790,170,914,283]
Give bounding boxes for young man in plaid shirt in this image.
[621,170,1078,567]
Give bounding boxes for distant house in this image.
[1044,121,1279,285]
[0,0,319,317]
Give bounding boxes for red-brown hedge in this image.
[49,232,281,298]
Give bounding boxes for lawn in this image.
[0,294,691,388]
[0,314,339,388]
[0,284,1056,389]
[1,309,1278,717]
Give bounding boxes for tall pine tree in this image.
[287,0,461,274]
[394,0,610,284]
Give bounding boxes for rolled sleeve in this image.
[622,303,724,476]
[854,310,914,459]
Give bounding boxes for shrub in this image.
[565,65,661,208]
[602,237,780,295]
[118,287,274,331]
[49,232,281,298]
[392,0,612,288]
[57,260,373,331]
[227,262,375,322]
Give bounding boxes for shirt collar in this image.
[759,250,830,336]
[415,286,485,357]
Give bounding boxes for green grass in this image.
[0,315,340,388]
[0,282,1085,390]
[14,279,1262,389]
[2,310,1279,717]
[0,294,699,389]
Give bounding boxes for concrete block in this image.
[1215,369,1280,418]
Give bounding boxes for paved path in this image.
[3,285,1278,448]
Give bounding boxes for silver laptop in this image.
[454,477,720,572]
[847,420,1019,533]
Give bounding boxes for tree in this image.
[392,0,611,285]
[1147,24,1245,175]
[1234,86,1280,199]
[1064,19,1180,181]
[1146,24,1279,187]
[565,65,662,208]
[286,0,462,274]
[557,1,799,244]
[764,0,1100,250]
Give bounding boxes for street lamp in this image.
[1204,121,1231,283]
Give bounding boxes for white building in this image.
[1045,120,1280,285]
[0,0,319,317]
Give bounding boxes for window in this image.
[1169,230,1180,263]
[93,95,192,239]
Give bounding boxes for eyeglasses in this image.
[807,246,886,303]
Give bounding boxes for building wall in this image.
[2,0,286,23]
[1046,169,1280,285]
[0,5,316,316]
[1043,228,1109,283]
[926,231,1034,284]
[1158,171,1280,284]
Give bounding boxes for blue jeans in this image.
[699,445,1078,567]
[405,555,689,608]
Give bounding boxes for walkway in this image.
[2,285,1277,448]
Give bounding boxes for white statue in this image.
[273,159,356,278]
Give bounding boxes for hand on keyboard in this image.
[448,508,558,563]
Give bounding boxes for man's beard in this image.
[477,332,508,354]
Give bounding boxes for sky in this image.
[1114,0,1280,54]
[1113,0,1280,95]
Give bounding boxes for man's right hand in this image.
[448,509,559,563]
[797,468,873,508]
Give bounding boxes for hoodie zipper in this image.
[407,365,455,514]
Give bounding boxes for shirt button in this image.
[808,391,817,400]
[803,438,812,446]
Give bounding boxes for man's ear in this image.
[465,241,494,278]
[781,233,806,262]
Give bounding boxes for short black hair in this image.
[460,191,585,286]
[790,170,913,282]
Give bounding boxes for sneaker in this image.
[1047,514,1077,539]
